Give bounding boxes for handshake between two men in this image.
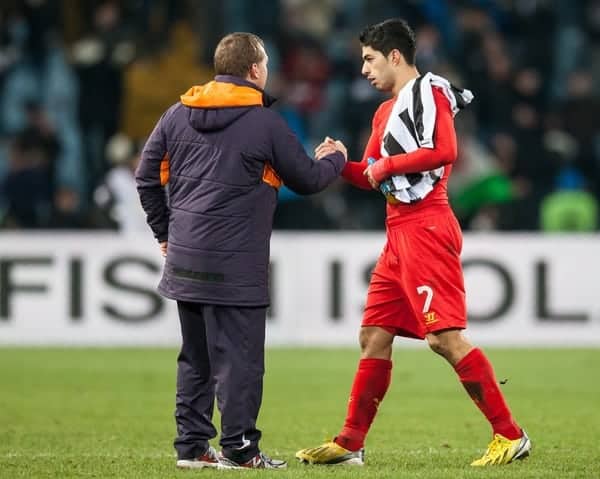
[314,137,380,190]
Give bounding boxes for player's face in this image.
[361,46,395,92]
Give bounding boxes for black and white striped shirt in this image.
[380,72,473,204]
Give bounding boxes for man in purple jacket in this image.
[136,32,346,470]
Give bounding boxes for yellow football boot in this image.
[471,430,531,466]
[296,441,364,466]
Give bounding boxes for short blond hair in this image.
[214,32,265,78]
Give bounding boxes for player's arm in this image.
[268,114,346,195]
[369,88,457,183]
[340,129,380,190]
[135,113,170,242]
[340,105,385,190]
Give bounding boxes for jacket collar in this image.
[214,75,276,107]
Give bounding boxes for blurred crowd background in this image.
[1,0,600,232]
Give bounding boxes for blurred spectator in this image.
[72,0,135,199]
[450,112,514,230]
[540,168,598,231]
[0,101,58,228]
[94,132,147,232]
[557,70,600,194]
[48,186,89,229]
[71,0,135,199]
[1,136,52,228]
[280,34,331,136]
[1,1,600,232]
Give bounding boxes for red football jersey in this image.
[342,87,457,224]
[344,85,466,338]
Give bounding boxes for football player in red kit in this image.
[296,18,530,467]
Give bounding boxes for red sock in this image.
[334,358,392,451]
[454,348,521,440]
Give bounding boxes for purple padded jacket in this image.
[136,75,345,306]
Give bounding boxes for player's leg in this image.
[426,329,530,465]
[426,328,522,437]
[174,300,219,469]
[336,326,394,448]
[296,255,401,466]
[425,328,472,366]
[296,326,394,465]
[209,305,286,469]
[401,211,530,465]
[399,209,523,441]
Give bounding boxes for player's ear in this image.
[389,49,403,66]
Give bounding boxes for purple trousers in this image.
[174,301,266,462]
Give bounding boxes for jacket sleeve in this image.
[370,87,457,183]
[135,114,170,242]
[268,114,346,195]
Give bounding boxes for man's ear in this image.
[389,49,403,66]
[249,63,259,80]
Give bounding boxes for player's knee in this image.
[359,327,393,358]
[427,335,450,357]
[427,331,470,361]
[358,328,371,353]
[359,327,385,353]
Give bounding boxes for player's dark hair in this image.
[359,18,416,65]
[214,32,265,78]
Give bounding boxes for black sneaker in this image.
[218,451,287,469]
[176,445,219,469]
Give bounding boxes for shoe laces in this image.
[200,446,218,462]
[485,434,509,458]
[256,452,286,468]
[244,452,272,467]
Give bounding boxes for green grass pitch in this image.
[1,347,599,478]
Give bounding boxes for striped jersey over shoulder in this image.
[380,72,473,204]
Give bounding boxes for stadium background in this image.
[2,0,600,232]
[0,1,599,478]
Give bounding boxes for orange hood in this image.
[180,81,264,108]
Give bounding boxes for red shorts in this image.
[362,207,467,339]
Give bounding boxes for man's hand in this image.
[363,165,380,190]
[315,136,348,161]
[159,241,167,257]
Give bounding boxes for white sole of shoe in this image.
[176,459,219,469]
[331,458,364,466]
[297,457,364,466]
[218,462,288,470]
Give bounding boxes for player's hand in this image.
[159,241,167,257]
[328,137,348,161]
[363,165,380,189]
[315,137,348,161]
[314,141,337,160]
